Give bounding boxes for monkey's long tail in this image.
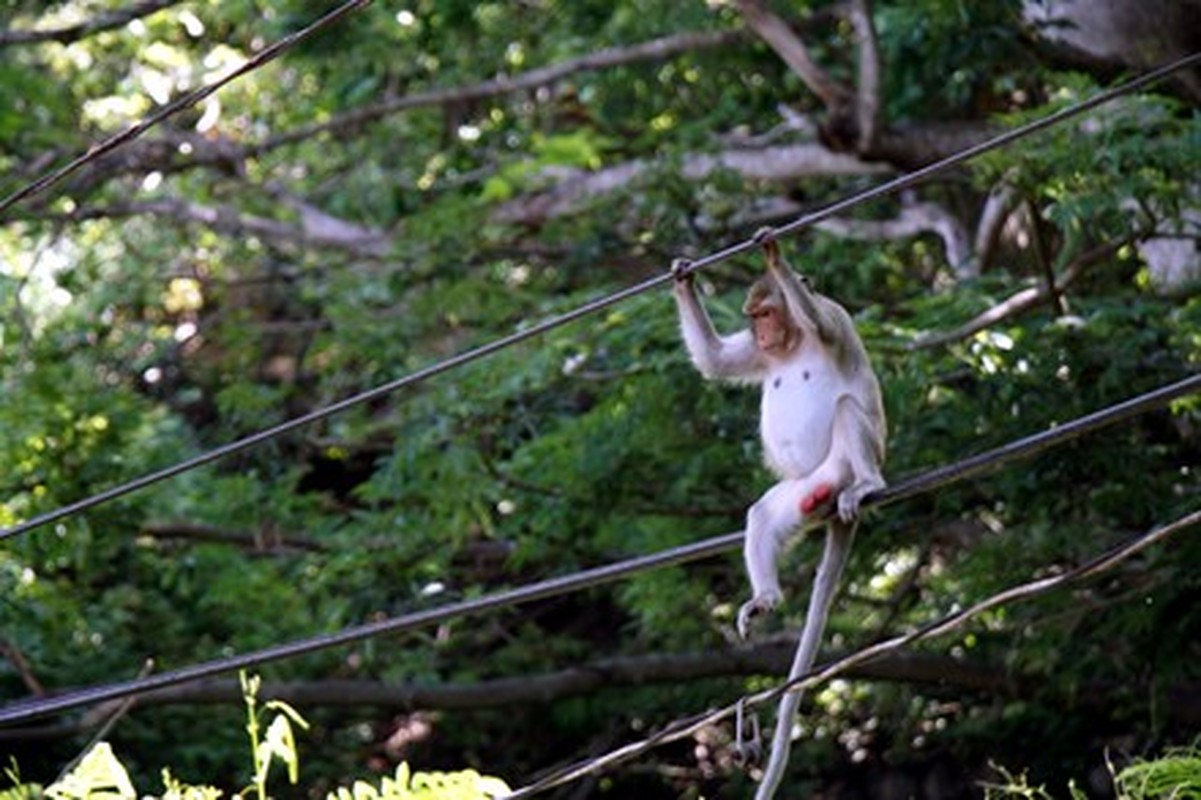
[754,521,856,800]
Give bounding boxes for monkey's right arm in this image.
[673,274,764,381]
[755,229,843,344]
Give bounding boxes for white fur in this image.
[673,257,886,799]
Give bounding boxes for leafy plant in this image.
[44,743,135,800]
[982,763,1086,800]
[325,763,511,800]
[8,674,507,800]
[239,671,309,800]
[984,747,1201,800]
[1114,745,1201,800]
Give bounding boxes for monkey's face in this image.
[749,303,795,355]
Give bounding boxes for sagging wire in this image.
[3,51,1199,543]
[0,0,372,218]
[1,373,1196,726]
[506,508,1201,798]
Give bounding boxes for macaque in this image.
[672,228,886,799]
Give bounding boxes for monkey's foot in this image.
[737,591,782,639]
[837,482,878,523]
[800,482,833,515]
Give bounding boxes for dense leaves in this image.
[1,0,1199,797]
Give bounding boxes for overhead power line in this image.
[507,507,1201,799]
[3,51,1198,543]
[1,373,1196,726]
[0,0,371,218]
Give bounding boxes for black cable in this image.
[3,51,1198,543]
[0,533,743,726]
[1,372,1196,726]
[507,507,1201,798]
[0,0,371,218]
[873,372,1201,508]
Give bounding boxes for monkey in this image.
[672,227,886,799]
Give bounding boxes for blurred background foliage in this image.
[0,0,1199,796]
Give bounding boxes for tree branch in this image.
[8,29,743,203]
[733,0,852,110]
[493,144,887,226]
[872,120,1001,169]
[816,199,974,273]
[8,644,1197,739]
[910,232,1144,349]
[116,647,1016,711]
[6,131,245,211]
[1025,199,1068,316]
[849,0,883,152]
[67,197,391,258]
[0,638,45,696]
[253,28,745,154]
[140,522,327,554]
[732,0,999,169]
[974,183,1021,275]
[0,1,181,46]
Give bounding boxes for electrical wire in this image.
[1,372,1196,726]
[0,0,371,218]
[507,507,1201,798]
[3,50,1198,543]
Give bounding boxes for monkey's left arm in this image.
[767,259,844,345]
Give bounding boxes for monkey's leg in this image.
[833,396,886,523]
[738,481,804,638]
[755,521,856,800]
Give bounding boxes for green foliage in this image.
[45,743,135,800]
[985,745,1201,800]
[976,80,1200,256]
[240,672,308,800]
[877,0,1028,118]
[326,763,510,800]
[982,763,1087,800]
[7,675,506,800]
[2,0,1199,795]
[1115,745,1201,800]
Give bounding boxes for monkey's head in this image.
[744,278,798,355]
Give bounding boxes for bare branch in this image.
[493,144,888,226]
[1025,199,1069,316]
[69,197,391,258]
[0,1,181,46]
[141,522,327,554]
[974,183,1021,274]
[59,131,245,201]
[254,28,744,154]
[849,0,883,151]
[9,29,743,205]
[8,643,1195,738]
[114,648,1015,711]
[0,638,44,696]
[872,120,1001,169]
[911,233,1143,349]
[733,0,852,109]
[816,200,974,273]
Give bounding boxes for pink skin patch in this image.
[800,482,833,514]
